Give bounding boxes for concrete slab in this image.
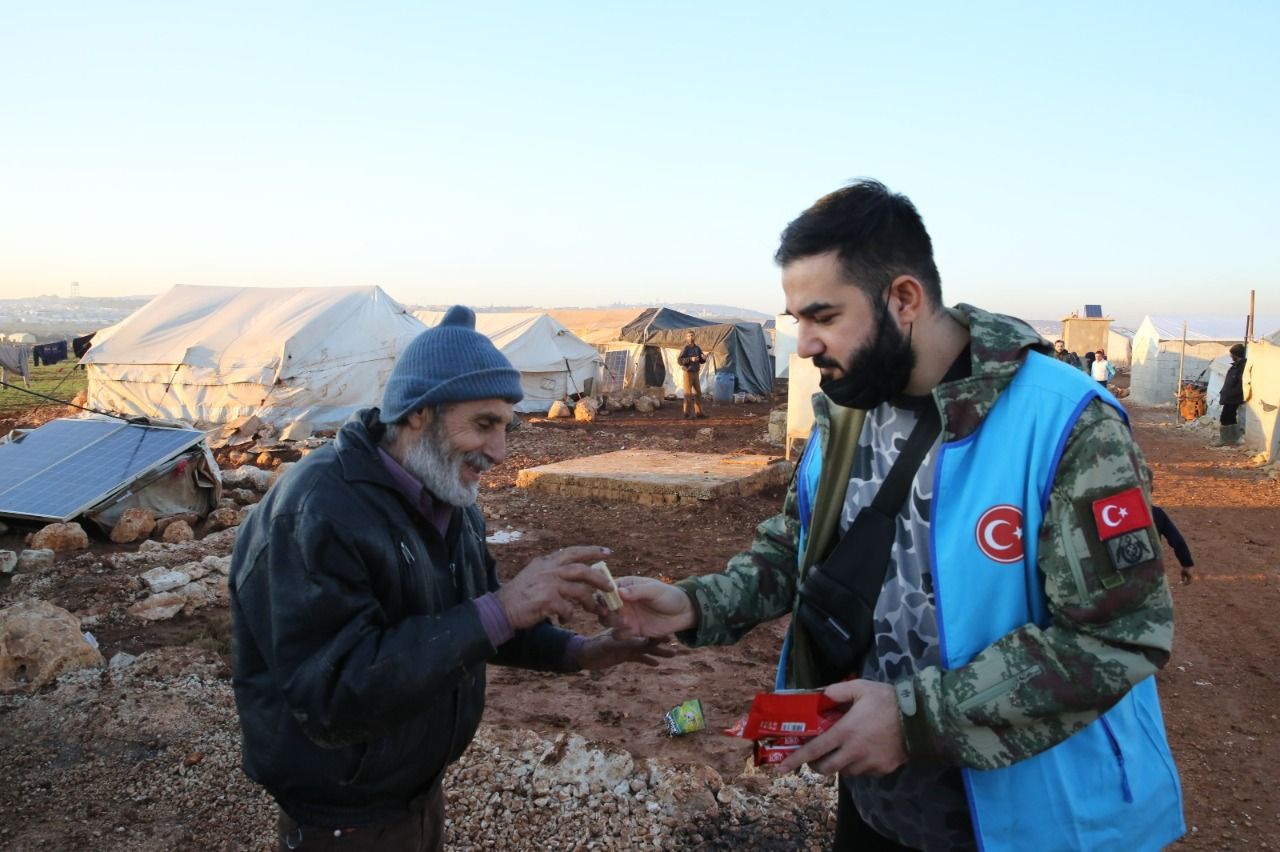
[516,450,792,505]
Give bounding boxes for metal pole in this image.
[1247,289,1256,340]
[1177,321,1187,408]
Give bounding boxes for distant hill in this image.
[0,295,153,342]
[409,302,772,325]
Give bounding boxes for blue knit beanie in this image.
[380,305,524,423]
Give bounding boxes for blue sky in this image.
[1,2,1275,325]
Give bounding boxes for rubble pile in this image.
[0,649,835,850]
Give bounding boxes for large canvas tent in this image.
[1244,334,1280,462]
[1128,315,1277,406]
[83,285,427,431]
[612,307,773,397]
[414,311,600,414]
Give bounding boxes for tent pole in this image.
[1247,289,1256,341]
[1177,321,1187,407]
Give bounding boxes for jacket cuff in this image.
[472,592,515,649]
[672,581,704,646]
[898,671,952,764]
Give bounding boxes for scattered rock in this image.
[30,522,90,554]
[17,549,55,571]
[0,599,104,693]
[154,513,201,538]
[532,733,634,790]
[127,593,187,622]
[221,465,271,492]
[547,400,572,419]
[110,507,157,544]
[108,651,137,670]
[0,550,16,574]
[225,488,259,506]
[140,567,192,594]
[605,397,624,412]
[635,396,657,414]
[254,452,279,469]
[574,399,599,423]
[238,504,258,524]
[161,520,195,543]
[651,762,723,821]
[767,409,788,444]
[205,507,241,532]
[697,427,714,440]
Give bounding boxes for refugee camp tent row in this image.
[83,284,427,432]
[414,310,601,414]
[1128,314,1279,406]
[549,307,772,399]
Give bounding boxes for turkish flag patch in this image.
[1091,487,1153,540]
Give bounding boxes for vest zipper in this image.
[955,663,1043,714]
[1099,717,1135,803]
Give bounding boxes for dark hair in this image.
[1230,343,1246,359]
[775,179,943,308]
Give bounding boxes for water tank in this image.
[712,372,735,404]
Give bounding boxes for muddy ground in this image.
[1,394,1278,849]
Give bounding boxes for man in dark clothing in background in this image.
[677,330,707,419]
[1218,343,1247,445]
[1052,339,1080,369]
[230,305,672,851]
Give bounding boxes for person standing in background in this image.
[1218,343,1247,445]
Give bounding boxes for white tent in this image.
[83,285,427,431]
[1128,314,1278,406]
[414,311,601,414]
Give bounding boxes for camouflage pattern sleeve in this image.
[673,476,802,647]
[900,400,1175,770]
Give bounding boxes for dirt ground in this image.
[1,393,1278,848]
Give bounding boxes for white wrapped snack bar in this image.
[592,561,623,611]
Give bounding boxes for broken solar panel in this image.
[0,418,206,523]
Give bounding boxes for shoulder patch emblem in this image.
[1091,487,1152,540]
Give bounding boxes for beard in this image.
[816,300,916,410]
[399,423,495,507]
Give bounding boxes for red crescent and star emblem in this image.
[975,504,1025,564]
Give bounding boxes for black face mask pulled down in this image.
[817,296,916,410]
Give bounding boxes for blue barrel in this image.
[712,372,735,404]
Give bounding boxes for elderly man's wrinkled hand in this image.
[578,629,677,670]
[495,546,615,629]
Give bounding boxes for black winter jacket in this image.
[1220,357,1246,406]
[230,409,576,827]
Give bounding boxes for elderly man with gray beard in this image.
[230,305,671,852]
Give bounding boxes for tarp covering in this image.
[617,308,773,397]
[415,311,600,413]
[83,284,427,430]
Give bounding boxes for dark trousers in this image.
[1221,402,1239,425]
[277,784,444,852]
[834,780,915,851]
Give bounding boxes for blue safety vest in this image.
[788,352,1184,851]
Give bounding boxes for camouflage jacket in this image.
[675,304,1174,770]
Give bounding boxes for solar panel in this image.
[601,350,628,394]
[0,418,206,522]
[1084,304,1103,318]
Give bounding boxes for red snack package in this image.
[723,689,845,766]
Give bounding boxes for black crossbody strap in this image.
[822,403,941,597]
[869,403,941,516]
